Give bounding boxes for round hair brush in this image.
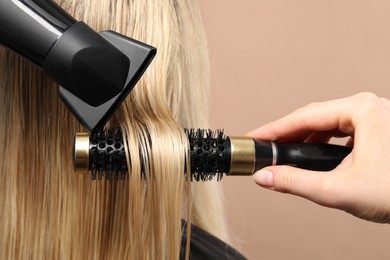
[73,128,352,180]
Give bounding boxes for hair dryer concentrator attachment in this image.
[59,31,156,132]
[73,128,352,181]
[0,0,156,133]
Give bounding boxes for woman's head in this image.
[0,0,226,258]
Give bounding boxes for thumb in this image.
[253,166,334,207]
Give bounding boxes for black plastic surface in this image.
[253,140,273,171]
[59,31,156,133]
[274,143,352,171]
[0,0,76,66]
[44,22,130,106]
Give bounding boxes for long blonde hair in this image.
[0,0,226,259]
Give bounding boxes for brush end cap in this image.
[73,132,90,174]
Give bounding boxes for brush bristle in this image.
[86,128,230,181]
[185,129,230,181]
[89,128,127,180]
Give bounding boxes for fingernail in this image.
[253,170,274,187]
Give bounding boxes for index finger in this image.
[247,96,356,142]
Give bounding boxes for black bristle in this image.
[86,128,230,181]
[88,128,128,180]
[91,168,97,180]
[185,128,230,181]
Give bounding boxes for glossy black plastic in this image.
[253,140,273,170]
[0,0,76,66]
[272,142,352,171]
[44,22,131,107]
[60,31,156,133]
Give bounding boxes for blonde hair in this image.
[0,0,227,259]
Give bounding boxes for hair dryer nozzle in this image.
[59,30,156,133]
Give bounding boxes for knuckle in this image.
[353,92,380,106]
[304,101,321,110]
[294,102,321,120]
[353,92,382,118]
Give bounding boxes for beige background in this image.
[199,1,390,259]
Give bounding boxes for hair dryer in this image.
[0,0,156,133]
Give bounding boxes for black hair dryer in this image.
[0,0,156,133]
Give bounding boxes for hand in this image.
[247,92,390,223]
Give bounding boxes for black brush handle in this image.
[254,140,352,171]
